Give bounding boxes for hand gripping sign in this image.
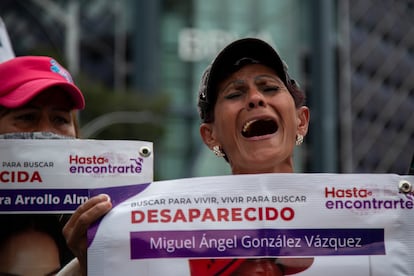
[87,173,414,276]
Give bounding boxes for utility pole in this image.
[310,0,338,172]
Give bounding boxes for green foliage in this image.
[76,77,170,143]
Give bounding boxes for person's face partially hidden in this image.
[0,88,77,137]
[231,259,283,276]
[200,64,309,174]
[0,230,61,276]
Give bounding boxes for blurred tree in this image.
[77,76,169,142]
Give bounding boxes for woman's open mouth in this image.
[241,119,278,138]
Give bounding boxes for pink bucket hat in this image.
[0,56,85,109]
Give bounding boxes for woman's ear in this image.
[297,106,310,136]
[200,123,217,150]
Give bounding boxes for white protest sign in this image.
[87,173,414,275]
[0,139,153,213]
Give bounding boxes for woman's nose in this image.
[247,89,266,110]
[36,118,55,133]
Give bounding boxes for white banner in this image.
[0,139,153,213]
[0,138,153,275]
[87,173,414,276]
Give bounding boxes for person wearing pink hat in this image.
[0,56,86,276]
[0,56,85,138]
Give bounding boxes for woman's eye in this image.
[225,90,243,99]
[53,115,70,124]
[263,86,280,92]
[16,113,36,122]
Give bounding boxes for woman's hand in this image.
[63,194,112,276]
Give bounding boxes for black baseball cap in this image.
[197,38,292,123]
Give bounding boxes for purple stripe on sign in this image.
[0,189,88,212]
[88,182,150,208]
[130,228,385,259]
[87,182,150,248]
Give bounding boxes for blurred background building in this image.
[1,0,413,180]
